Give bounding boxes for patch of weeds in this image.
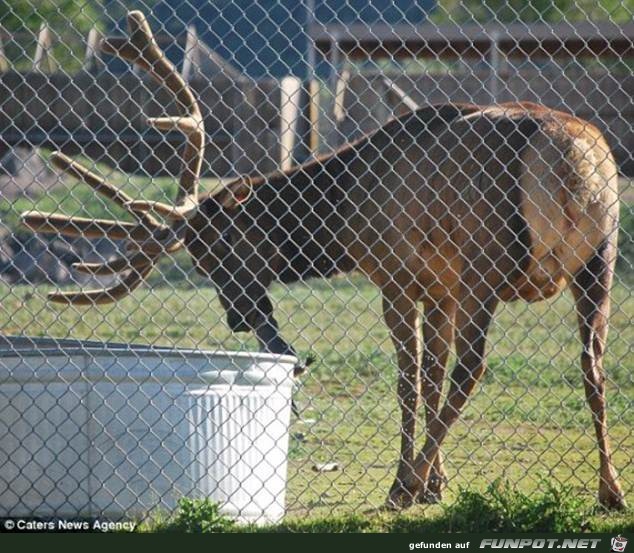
[443,479,588,532]
[140,480,619,533]
[249,514,376,533]
[147,498,236,533]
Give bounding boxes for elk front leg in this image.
[389,288,498,507]
[571,244,626,510]
[418,297,456,503]
[382,293,422,505]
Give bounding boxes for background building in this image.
[106,0,435,77]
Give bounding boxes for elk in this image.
[22,11,625,510]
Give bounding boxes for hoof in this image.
[386,481,417,510]
[599,484,627,511]
[418,489,442,504]
[418,474,447,504]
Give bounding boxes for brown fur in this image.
[185,102,625,509]
[27,12,623,508]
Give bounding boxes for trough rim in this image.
[0,334,299,364]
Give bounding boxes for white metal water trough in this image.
[0,336,298,524]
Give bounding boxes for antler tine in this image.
[48,261,156,305]
[21,211,157,241]
[73,250,155,275]
[50,152,138,214]
[36,148,185,278]
[101,10,205,221]
[22,11,200,305]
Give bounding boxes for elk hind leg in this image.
[418,297,456,503]
[389,287,498,508]
[382,293,422,504]
[571,243,626,510]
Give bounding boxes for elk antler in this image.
[21,11,205,304]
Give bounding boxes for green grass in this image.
[0,155,632,529]
[619,202,634,275]
[1,276,632,523]
[139,484,634,532]
[146,498,237,533]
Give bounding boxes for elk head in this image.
[20,11,300,360]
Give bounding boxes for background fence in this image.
[0,0,632,525]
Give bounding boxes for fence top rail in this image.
[311,20,634,59]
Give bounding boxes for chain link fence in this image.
[0,0,632,524]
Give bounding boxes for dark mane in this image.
[229,102,483,193]
[244,102,484,284]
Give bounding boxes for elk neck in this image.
[235,146,359,283]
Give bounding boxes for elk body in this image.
[22,12,625,509]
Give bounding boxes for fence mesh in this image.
[0,0,632,524]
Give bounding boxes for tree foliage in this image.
[0,0,163,71]
[432,0,634,24]
[0,0,102,34]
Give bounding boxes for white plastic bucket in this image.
[0,336,297,524]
